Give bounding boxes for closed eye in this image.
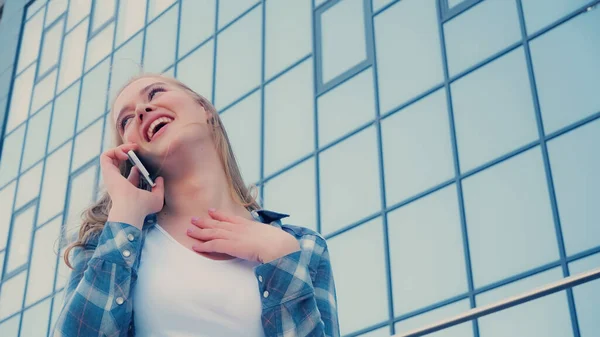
[148,86,166,100]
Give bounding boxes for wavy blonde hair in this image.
[63,74,260,268]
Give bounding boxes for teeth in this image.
[147,117,173,140]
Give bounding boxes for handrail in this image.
[394,267,600,337]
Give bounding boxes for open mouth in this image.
[147,117,173,141]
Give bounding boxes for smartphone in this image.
[126,150,156,189]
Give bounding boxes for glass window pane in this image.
[22,104,52,170]
[317,68,375,147]
[66,0,92,30]
[26,218,61,306]
[0,125,26,186]
[7,65,37,132]
[38,142,72,225]
[109,32,143,102]
[443,0,521,76]
[463,148,559,287]
[17,10,44,73]
[39,18,65,75]
[328,217,388,335]
[30,69,57,114]
[176,39,214,101]
[265,0,311,79]
[264,59,314,176]
[115,0,146,46]
[388,185,468,315]
[382,89,454,205]
[28,0,47,19]
[77,58,110,131]
[45,0,68,27]
[58,18,89,91]
[72,120,103,171]
[218,0,258,29]
[64,165,97,240]
[570,253,600,337]
[372,0,393,12]
[448,0,468,8]
[84,21,115,71]
[375,0,443,113]
[319,126,381,235]
[0,182,17,250]
[394,300,473,337]
[50,289,66,332]
[143,4,178,73]
[91,0,115,32]
[220,91,261,184]
[178,0,215,57]
[358,327,390,337]
[320,0,367,84]
[54,246,70,289]
[477,268,572,337]
[148,0,177,21]
[263,158,317,232]
[0,251,4,282]
[451,47,538,172]
[48,82,79,152]
[530,8,600,134]
[101,112,115,153]
[15,162,43,209]
[214,5,261,109]
[522,0,595,34]
[548,119,600,255]
[20,298,52,337]
[0,313,21,337]
[6,206,35,273]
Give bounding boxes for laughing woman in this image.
[52,75,340,337]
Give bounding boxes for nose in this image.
[136,105,154,122]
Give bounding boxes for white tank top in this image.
[133,224,265,337]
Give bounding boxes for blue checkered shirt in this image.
[51,210,340,337]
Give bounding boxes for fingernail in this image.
[191,217,199,222]
[187,228,194,234]
[208,208,216,213]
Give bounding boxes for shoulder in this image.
[281,224,329,255]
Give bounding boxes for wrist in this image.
[262,237,300,263]
[107,206,147,228]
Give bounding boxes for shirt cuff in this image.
[91,221,143,270]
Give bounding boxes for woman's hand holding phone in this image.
[100,143,164,229]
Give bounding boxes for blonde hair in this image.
[63,74,260,268]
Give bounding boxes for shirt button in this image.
[123,250,131,257]
[127,234,135,241]
[116,297,125,305]
[258,275,263,283]
[263,291,269,298]
[147,218,154,224]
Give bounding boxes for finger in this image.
[207,208,246,225]
[186,228,231,241]
[192,240,233,255]
[126,166,139,185]
[151,176,164,196]
[191,217,235,231]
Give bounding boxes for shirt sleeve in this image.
[51,222,143,337]
[254,234,341,337]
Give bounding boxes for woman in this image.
[52,75,340,337]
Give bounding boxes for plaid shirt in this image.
[51,210,340,337]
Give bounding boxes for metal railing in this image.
[394,267,600,337]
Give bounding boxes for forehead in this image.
[112,76,167,121]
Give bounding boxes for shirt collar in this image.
[144,209,289,228]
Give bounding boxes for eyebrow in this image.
[115,81,168,130]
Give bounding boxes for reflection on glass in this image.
[220,92,261,184]
[317,68,375,147]
[67,0,92,30]
[49,82,79,152]
[6,206,35,274]
[320,0,367,84]
[26,217,61,306]
[444,0,521,76]
[143,5,178,73]
[179,0,215,58]
[148,0,177,21]
[264,158,317,232]
[452,47,538,172]
[85,22,115,71]
[319,126,381,235]
[382,89,454,205]
[17,10,44,72]
[0,182,17,250]
[214,5,261,109]
[22,104,52,170]
[109,33,143,102]
[38,18,65,75]
[218,0,258,29]
[375,0,443,113]
[176,39,214,101]
[530,8,600,134]
[264,59,314,176]
[7,65,36,131]
[15,162,43,209]
[20,298,52,337]
[38,142,72,225]
[570,253,600,337]
[91,0,116,32]
[548,119,600,255]
[328,217,388,335]
[477,268,572,337]
[521,0,595,34]
[58,18,89,91]
[463,148,559,287]
[265,0,312,79]
[389,185,468,315]
[30,69,57,113]
[395,300,473,337]
[115,0,146,46]
[77,58,111,131]
[0,125,26,186]
[72,120,103,171]
[65,165,97,241]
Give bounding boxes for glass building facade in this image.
[0,0,599,335]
